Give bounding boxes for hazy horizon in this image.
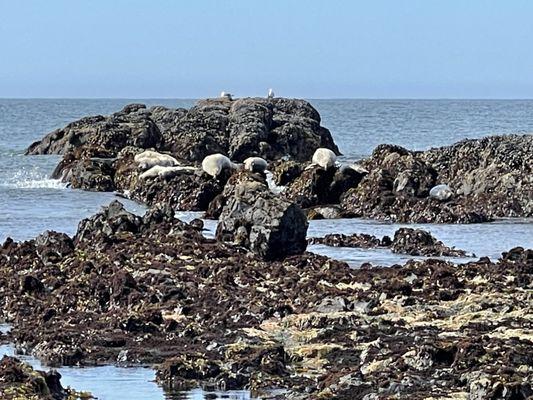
[2,0,533,99]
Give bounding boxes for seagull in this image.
[267,88,275,98]
[220,91,233,100]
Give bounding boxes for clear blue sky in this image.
[1,0,533,98]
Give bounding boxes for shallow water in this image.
[1,99,533,398]
[0,325,252,400]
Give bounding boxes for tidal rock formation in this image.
[215,171,308,260]
[27,98,339,163]
[391,227,468,257]
[0,202,531,398]
[340,136,533,222]
[309,228,467,257]
[284,164,366,209]
[0,356,90,399]
[27,104,161,156]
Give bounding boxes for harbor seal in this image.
[139,165,196,180]
[429,184,454,201]
[202,153,237,178]
[312,148,337,170]
[243,157,268,173]
[134,150,179,170]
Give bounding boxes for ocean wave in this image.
[0,168,67,189]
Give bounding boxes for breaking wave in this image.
[1,168,67,189]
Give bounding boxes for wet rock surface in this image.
[27,98,338,162]
[340,135,533,222]
[27,98,531,222]
[0,356,91,399]
[391,227,468,257]
[215,171,308,260]
[0,202,531,398]
[309,227,467,257]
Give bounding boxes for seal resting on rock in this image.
[312,148,337,170]
[134,150,179,170]
[139,165,196,180]
[429,184,454,201]
[201,153,237,178]
[243,157,268,173]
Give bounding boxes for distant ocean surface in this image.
[1,98,533,400]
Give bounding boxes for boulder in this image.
[74,200,142,244]
[391,228,467,257]
[216,171,308,260]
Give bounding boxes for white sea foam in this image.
[1,168,67,189]
[265,170,285,194]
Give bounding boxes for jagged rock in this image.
[35,231,74,265]
[216,171,308,260]
[29,98,339,165]
[284,164,365,209]
[27,104,161,156]
[391,228,468,257]
[309,233,382,248]
[74,200,142,244]
[0,356,88,399]
[270,159,303,186]
[310,228,467,257]
[306,205,345,220]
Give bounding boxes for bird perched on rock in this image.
[311,148,337,170]
[267,88,275,98]
[220,91,233,100]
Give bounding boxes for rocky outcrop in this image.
[309,232,385,248]
[0,209,530,398]
[27,98,339,163]
[340,135,533,222]
[215,171,308,260]
[391,228,468,257]
[284,164,367,209]
[309,228,467,257]
[27,104,161,156]
[0,356,90,399]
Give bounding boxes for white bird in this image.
[220,91,233,100]
[311,148,337,170]
[267,88,275,98]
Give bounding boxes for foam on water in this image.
[1,167,66,189]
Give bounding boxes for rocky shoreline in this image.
[0,200,531,399]
[1,97,531,399]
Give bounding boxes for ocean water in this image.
[1,99,533,399]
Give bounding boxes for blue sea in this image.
[1,99,533,399]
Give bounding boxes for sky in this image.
[1,0,533,99]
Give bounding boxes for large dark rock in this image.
[341,135,532,222]
[74,200,143,244]
[284,164,366,209]
[216,171,308,260]
[391,228,468,257]
[27,98,339,164]
[27,104,161,156]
